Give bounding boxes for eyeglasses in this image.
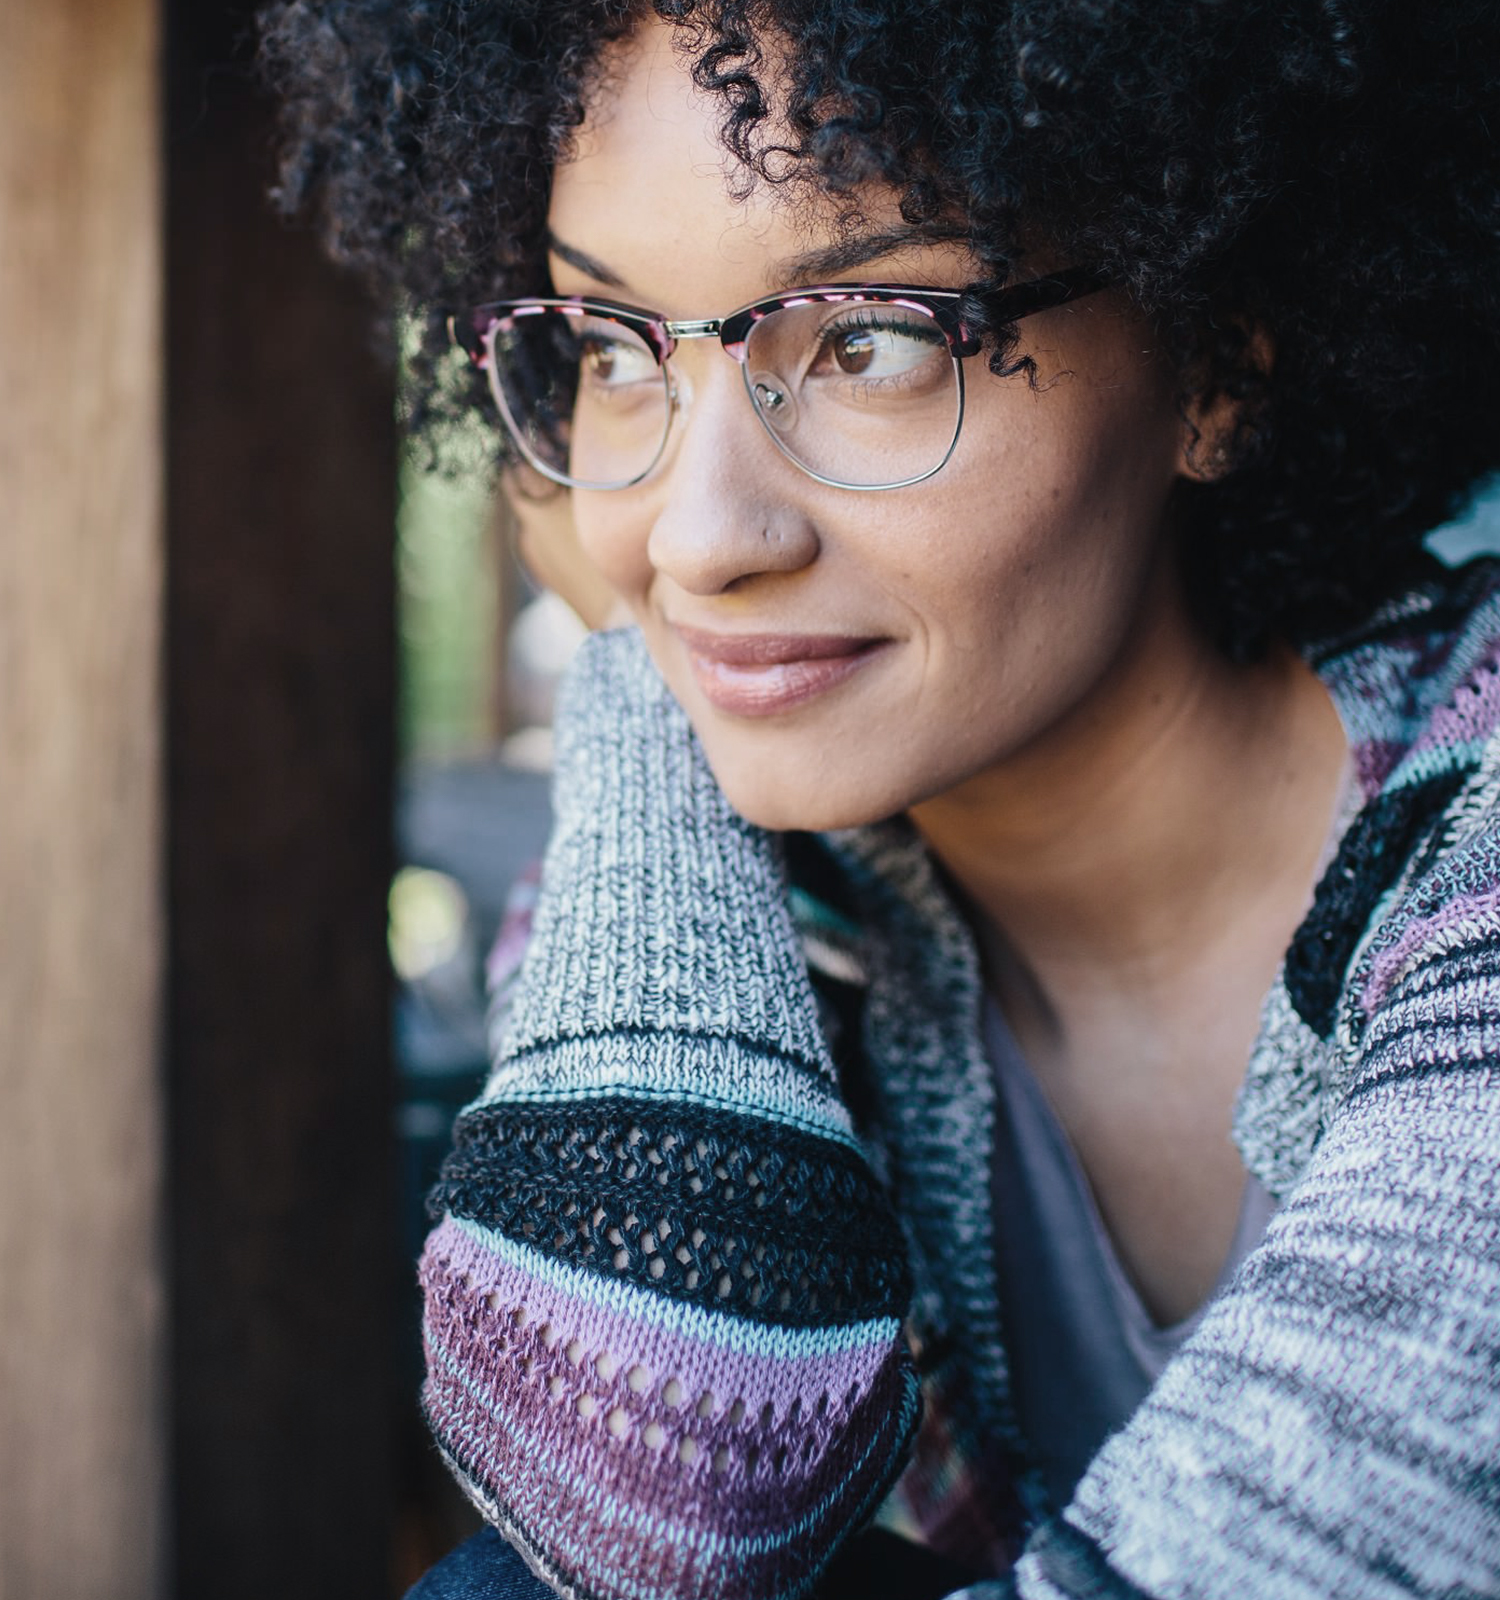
[450,268,1106,493]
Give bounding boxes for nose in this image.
[644,356,820,596]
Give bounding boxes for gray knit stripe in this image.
[1232,975,1343,1199]
[478,628,847,1141]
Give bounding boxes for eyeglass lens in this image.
[483,299,962,491]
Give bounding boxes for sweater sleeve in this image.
[417,627,919,1600]
[1001,838,1500,1600]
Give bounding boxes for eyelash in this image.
[815,309,941,347]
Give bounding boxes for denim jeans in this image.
[403,1527,984,1600]
[404,1529,553,1600]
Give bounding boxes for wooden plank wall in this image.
[0,5,166,1598]
[165,3,400,1594]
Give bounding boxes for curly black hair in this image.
[260,0,1500,657]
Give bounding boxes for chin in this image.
[707,754,910,836]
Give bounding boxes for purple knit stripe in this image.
[420,1257,886,1478]
[422,1245,915,1599]
[423,1217,896,1416]
[426,1356,913,1600]
[1352,738,1404,797]
[422,1305,911,1543]
[1402,646,1500,765]
[1363,882,1500,1012]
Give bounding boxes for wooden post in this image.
[165,4,399,1594]
[0,5,166,1599]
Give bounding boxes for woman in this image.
[263,3,1500,1597]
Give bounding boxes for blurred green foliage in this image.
[396,448,498,762]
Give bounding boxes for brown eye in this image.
[832,329,878,375]
[582,339,617,381]
[813,315,946,383]
[575,326,656,390]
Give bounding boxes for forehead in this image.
[547,20,976,311]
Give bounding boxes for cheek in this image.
[881,417,1181,723]
[572,494,655,606]
[876,473,1085,665]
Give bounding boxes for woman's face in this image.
[548,23,1199,832]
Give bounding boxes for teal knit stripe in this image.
[437,1215,904,1362]
[470,1032,860,1148]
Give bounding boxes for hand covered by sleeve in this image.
[419,628,920,1600]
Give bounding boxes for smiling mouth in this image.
[671,624,889,716]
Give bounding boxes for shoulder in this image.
[1309,558,1500,1051]
[1239,559,1500,1188]
[1311,553,1500,790]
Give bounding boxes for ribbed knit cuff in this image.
[491,626,841,1130]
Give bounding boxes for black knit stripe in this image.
[1025,1519,1158,1600]
[1344,1051,1500,1105]
[1285,769,1468,1039]
[429,1098,911,1327]
[1381,939,1500,995]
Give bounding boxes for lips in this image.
[671,623,889,716]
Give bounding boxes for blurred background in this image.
[4,4,1499,1599]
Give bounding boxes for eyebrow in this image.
[546,223,968,297]
[773,226,968,283]
[546,232,630,289]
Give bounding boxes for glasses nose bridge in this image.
[660,316,724,343]
[658,315,748,368]
[655,316,750,425]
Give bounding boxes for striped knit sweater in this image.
[421,557,1500,1600]
[420,629,922,1600]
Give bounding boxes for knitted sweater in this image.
[421,557,1500,1600]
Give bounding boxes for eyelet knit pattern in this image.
[429,1100,910,1326]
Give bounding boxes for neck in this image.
[908,585,1349,1056]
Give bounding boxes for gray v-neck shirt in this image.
[986,997,1277,1509]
